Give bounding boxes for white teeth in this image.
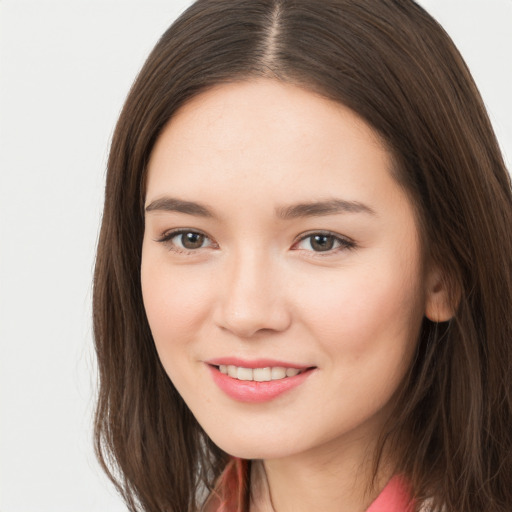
[217,365,304,381]
[271,367,286,379]
[253,367,272,382]
[237,367,253,381]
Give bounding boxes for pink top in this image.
[366,475,414,512]
[205,458,415,512]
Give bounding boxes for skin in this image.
[141,79,445,511]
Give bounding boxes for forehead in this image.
[146,79,393,203]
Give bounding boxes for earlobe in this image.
[424,267,457,322]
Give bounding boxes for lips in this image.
[206,358,315,403]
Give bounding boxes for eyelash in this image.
[292,231,356,254]
[156,229,356,255]
[156,229,216,254]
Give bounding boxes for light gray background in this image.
[1,1,511,511]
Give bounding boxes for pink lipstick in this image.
[206,358,315,403]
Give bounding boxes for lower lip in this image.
[208,365,313,403]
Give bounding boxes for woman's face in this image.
[141,79,430,462]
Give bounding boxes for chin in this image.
[206,427,303,461]
[216,443,295,461]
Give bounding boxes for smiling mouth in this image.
[208,363,316,402]
[214,364,312,382]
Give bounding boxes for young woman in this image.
[92,1,512,511]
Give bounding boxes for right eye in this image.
[157,230,215,252]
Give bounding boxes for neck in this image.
[250,437,393,512]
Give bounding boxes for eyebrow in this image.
[145,197,214,217]
[276,198,376,219]
[145,196,376,219]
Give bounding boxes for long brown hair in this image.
[93,1,512,510]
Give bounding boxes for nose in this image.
[213,250,292,338]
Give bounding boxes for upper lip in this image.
[205,357,313,369]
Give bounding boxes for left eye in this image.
[295,233,353,252]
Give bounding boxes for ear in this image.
[424,266,458,322]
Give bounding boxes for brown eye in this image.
[309,234,335,252]
[180,232,206,249]
[294,232,355,253]
[157,229,216,253]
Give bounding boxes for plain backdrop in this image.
[0,1,510,511]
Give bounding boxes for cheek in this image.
[140,251,213,358]
[295,256,425,358]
